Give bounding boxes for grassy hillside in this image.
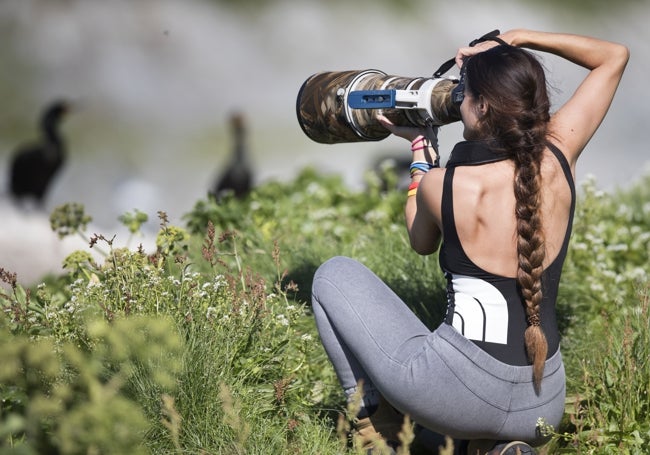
[1,167,649,454]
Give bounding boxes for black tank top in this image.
[438,141,575,366]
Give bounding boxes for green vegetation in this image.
[1,167,649,454]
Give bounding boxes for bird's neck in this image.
[41,121,64,151]
[233,130,247,160]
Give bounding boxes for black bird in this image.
[210,112,252,200]
[9,100,71,206]
[370,153,413,192]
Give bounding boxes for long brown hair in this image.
[466,45,551,393]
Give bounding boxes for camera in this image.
[295,31,506,144]
[296,69,462,144]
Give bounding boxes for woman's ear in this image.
[477,95,488,116]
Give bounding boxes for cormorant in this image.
[9,100,71,206]
[210,112,252,200]
[370,153,413,192]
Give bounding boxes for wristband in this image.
[410,161,436,176]
[410,136,440,167]
[411,135,431,152]
[407,180,419,197]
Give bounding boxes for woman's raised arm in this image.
[500,29,629,167]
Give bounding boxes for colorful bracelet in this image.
[410,135,431,152]
[410,161,437,176]
[410,136,440,167]
[411,135,427,146]
[407,180,419,197]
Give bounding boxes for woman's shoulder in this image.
[542,139,575,185]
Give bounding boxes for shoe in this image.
[351,396,407,454]
[490,441,536,455]
[466,439,536,455]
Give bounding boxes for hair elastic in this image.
[410,136,440,167]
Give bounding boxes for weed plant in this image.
[0,166,648,454]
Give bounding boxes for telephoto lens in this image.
[296,69,461,144]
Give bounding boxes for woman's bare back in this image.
[449,146,573,278]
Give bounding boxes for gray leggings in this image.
[311,256,565,444]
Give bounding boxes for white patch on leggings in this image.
[449,274,508,344]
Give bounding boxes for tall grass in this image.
[1,167,649,454]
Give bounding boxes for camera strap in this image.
[446,140,509,168]
[432,29,508,78]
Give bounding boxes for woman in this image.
[310,29,628,454]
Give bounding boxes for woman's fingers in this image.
[377,114,421,141]
[455,41,500,67]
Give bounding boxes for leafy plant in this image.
[0,312,182,454]
[1,168,648,454]
[546,288,650,453]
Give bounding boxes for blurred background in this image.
[0,0,647,284]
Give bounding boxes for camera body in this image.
[296,69,462,144]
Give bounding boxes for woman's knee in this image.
[314,256,359,282]
[312,256,362,302]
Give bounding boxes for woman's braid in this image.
[467,46,551,393]
[514,143,547,394]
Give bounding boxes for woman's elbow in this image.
[409,236,440,255]
[614,43,630,70]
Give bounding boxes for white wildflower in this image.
[616,204,630,217]
[602,270,617,279]
[589,282,604,292]
[640,202,650,214]
[628,267,647,280]
[606,243,628,252]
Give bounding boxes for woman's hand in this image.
[378,114,439,164]
[377,114,438,145]
[455,41,497,68]
[454,30,518,68]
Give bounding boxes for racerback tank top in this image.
[438,141,575,365]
